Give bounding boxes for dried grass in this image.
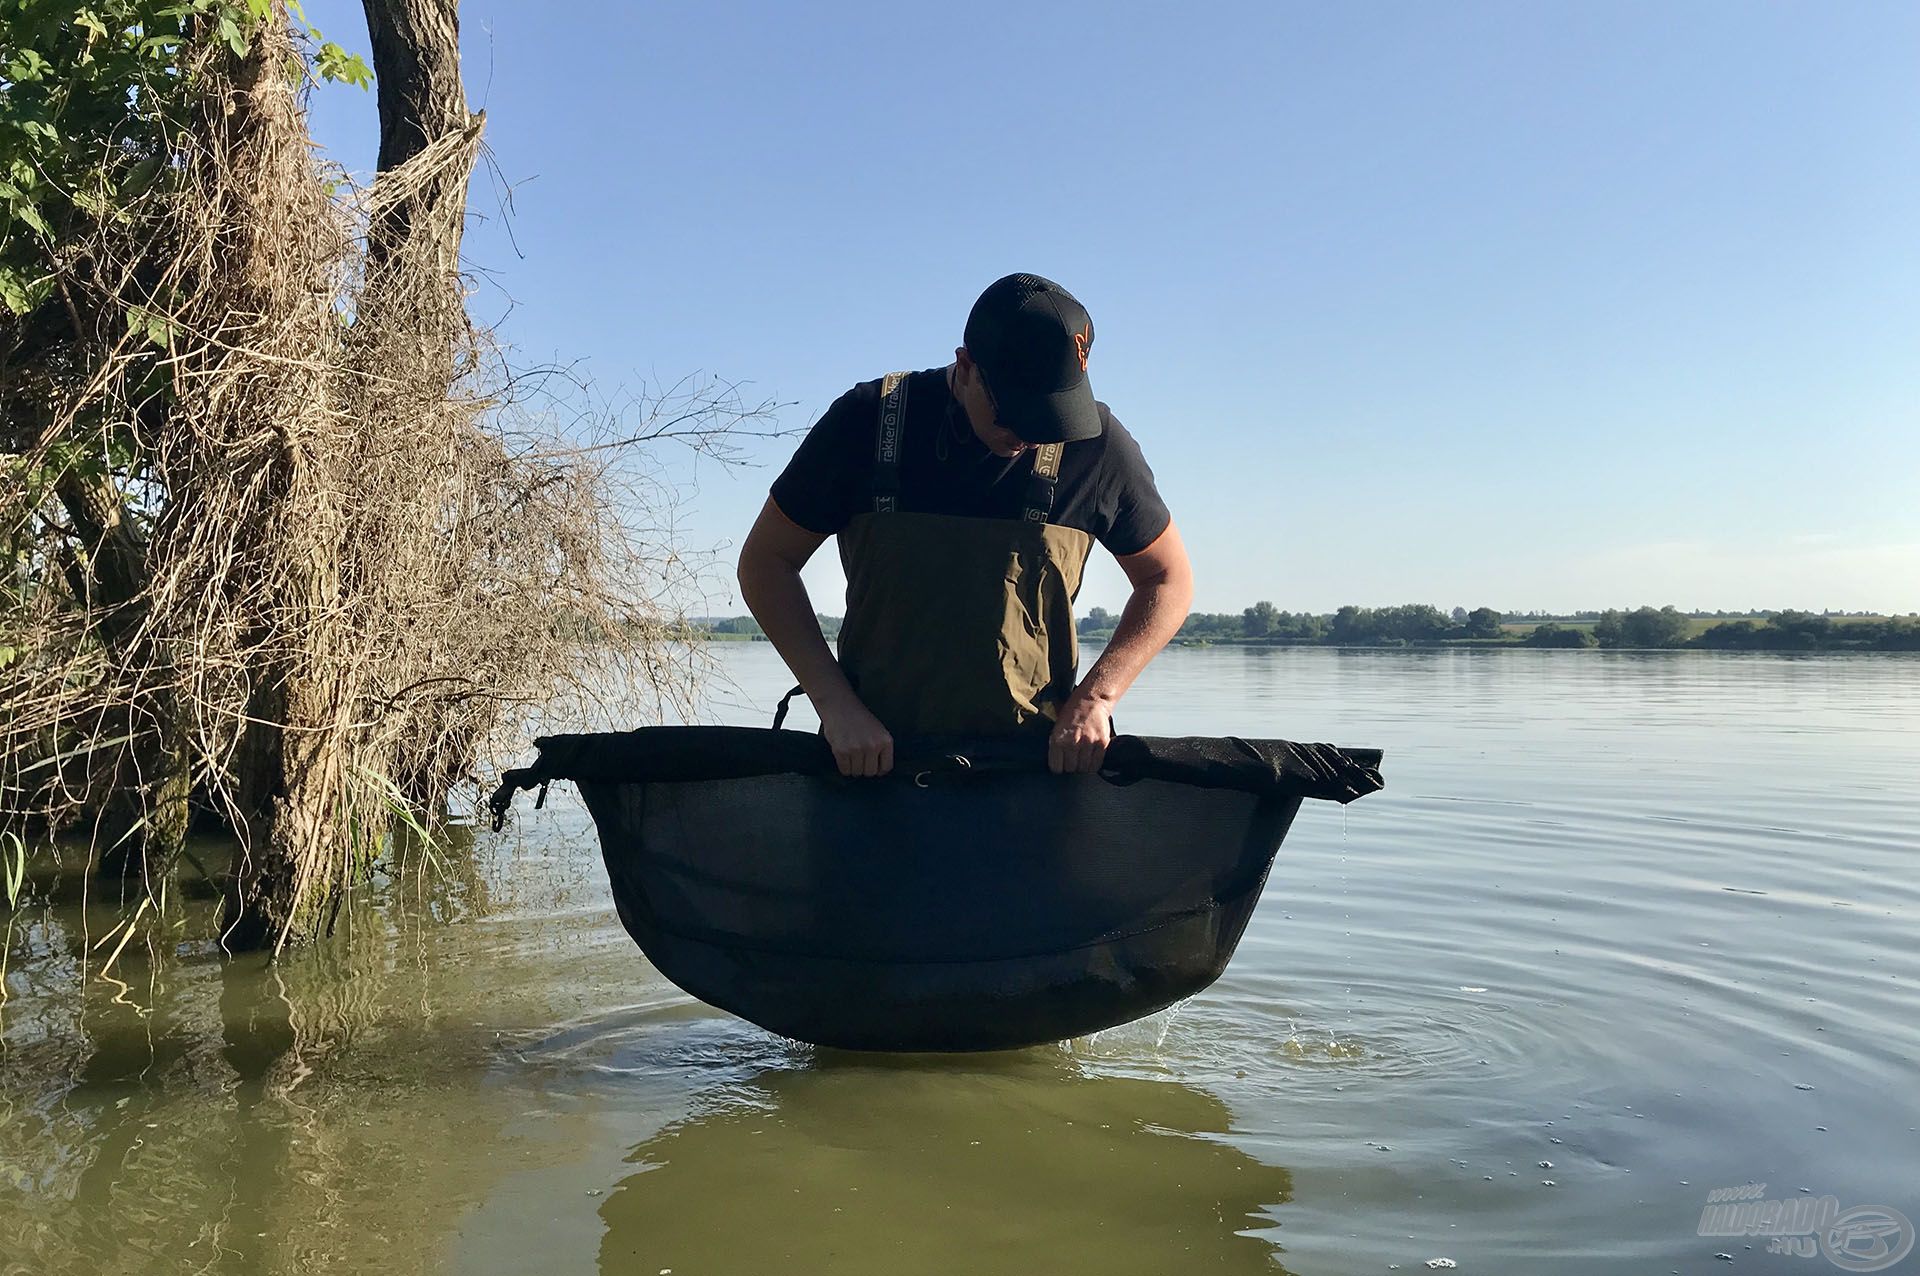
[0,19,770,947]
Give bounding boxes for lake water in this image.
[3,645,1917,1275]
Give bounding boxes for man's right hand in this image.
[739,499,893,778]
[820,700,894,777]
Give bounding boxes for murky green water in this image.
[4,647,1917,1275]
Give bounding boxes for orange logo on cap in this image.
[1072,323,1091,371]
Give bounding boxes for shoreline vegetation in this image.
[695,606,1920,653]
[3,5,764,946]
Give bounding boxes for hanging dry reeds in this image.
[0,3,764,949]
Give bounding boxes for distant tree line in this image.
[696,614,840,640]
[1504,607,1892,623]
[1592,606,1693,648]
[1136,603,1506,646]
[1690,611,1920,652]
[694,605,1917,652]
[1080,603,1920,652]
[1580,606,1918,651]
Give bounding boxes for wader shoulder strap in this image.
[873,371,910,514]
[1023,443,1064,523]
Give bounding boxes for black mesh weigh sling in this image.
[490,727,1384,1052]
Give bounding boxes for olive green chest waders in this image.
[834,372,1094,736]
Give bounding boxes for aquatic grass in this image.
[93,896,150,981]
[353,762,439,857]
[3,831,22,908]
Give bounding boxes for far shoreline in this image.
[691,606,1919,655]
[692,634,1918,654]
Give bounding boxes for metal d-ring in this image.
[912,754,971,789]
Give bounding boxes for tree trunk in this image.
[220,0,480,948]
[53,463,193,884]
[362,0,477,274]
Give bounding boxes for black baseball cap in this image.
[962,273,1103,444]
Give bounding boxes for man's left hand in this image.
[1048,692,1115,775]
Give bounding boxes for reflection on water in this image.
[0,824,570,1275]
[4,647,1919,1275]
[598,1052,1295,1276]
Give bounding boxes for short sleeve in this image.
[769,382,874,535]
[1095,411,1172,556]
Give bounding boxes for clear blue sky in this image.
[306,1,1920,615]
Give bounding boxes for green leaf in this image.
[217,15,247,58]
[6,48,51,81]
[74,9,109,41]
[105,427,142,468]
[0,262,52,317]
[14,200,50,237]
[120,155,163,198]
[315,43,372,89]
[127,303,180,349]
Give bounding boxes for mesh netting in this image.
[490,727,1384,1051]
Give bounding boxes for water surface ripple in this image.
[3,647,1916,1275]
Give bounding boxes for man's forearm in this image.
[736,555,862,714]
[1076,574,1193,707]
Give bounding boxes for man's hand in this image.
[1046,521,1192,775]
[821,699,894,777]
[1048,691,1114,775]
[739,499,894,778]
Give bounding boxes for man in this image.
[737,273,1193,777]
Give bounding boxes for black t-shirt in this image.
[770,368,1172,556]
